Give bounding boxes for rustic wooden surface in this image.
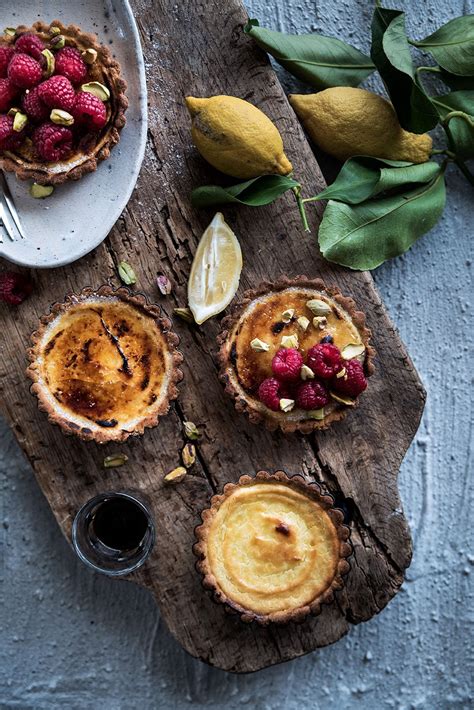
[0,0,425,673]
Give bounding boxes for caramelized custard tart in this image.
[27,287,183,442]
[194,471,351,624]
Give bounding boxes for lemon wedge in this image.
[188,212,242,324]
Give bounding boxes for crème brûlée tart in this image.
[26,286,183,442]
[217,276,375,433]
[194,471,351,624]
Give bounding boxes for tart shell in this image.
[217,276,375,433]
[26,285,183,443]
[193,470,352,625]
[0,20,128,185]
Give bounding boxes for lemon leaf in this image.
[432,91,474,159]
[410,16,474,77]
[191,175,300,208]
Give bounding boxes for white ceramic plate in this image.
[0,0,147,268]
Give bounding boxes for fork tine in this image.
[0,172,25,239]
[0,202,15,241]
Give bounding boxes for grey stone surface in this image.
[1,0,473,708]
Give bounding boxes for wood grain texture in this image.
[0,0,425,672]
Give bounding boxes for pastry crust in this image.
[26,286,183,443]
[0,20,128,185]
[217,276,375,433]
[194,471,352,625]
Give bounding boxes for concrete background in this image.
[1,0,473,708]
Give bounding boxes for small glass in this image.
[72,491,155,577]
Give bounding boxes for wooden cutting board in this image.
[0,0,425,673]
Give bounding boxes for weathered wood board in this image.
[0,0,425,672]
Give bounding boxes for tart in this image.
[194,471,351,624]
[217,276,374,433]
[0,20,127,185]
[26,286,183,442]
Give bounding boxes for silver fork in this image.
[0,171,26,242]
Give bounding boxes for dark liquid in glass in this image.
[91,498,148,551]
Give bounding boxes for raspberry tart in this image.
[194,471,351,624]
[27,287,183,443]
[0,20,127,185]
[217,277,374,433]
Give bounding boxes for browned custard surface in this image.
[40,299,170,427]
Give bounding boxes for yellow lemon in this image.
[289,87,432,163]
[185,95,293,179]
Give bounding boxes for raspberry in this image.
[271,348,303,381]
[296,381,329,410]
[258,377,286,411]
[8,53,42,89]
[54,47,87,85]
[331,359,367,398]
[38,75,75,110]
[22,86,49,122]
[14,33,45,62]
[0,114,25,151]
[0,77,19,112]
[33,122,73,162]
[306,343,343,379]
[0,271,33,305]
[0,46,14,78]
[72,91,107,130]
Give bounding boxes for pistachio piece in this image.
[250,337,270,352]
[300,364,315,381]
[306,299,332,316]
[82,48,98,65]
[281,333,298,349]
[156,273,172,295]
[41,48,55,76]
[164,466,187,484]
[174,307,195,324]
[12,112,27,132]
[50,108,74,126]
[336,367,347,379]
[30,183,54,199]
[103,453,128,468]
[49,26,61,36]
[183,421,200,440]
[330,391,356,406]
[341,343,365,360]
[296,315,310,331]
[281,308,295,323]
[50,35,66,49]
[7,107,20,117]
[313,316,327,330]
[4,28,16,38]
[81,81,110,102]
[118,261,137,285]
[308,408,326,420]
[182,443,196,468]
[280,398,295,413]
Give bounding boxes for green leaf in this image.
[318,170,446,270]
[371,7,439,133]
[432,90,474,158]
[244,20,374,89]
[191,175,300,208]
[315,156,440,204]
[435,68,474,91]
[411,15,474,76]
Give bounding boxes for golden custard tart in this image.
[27,287,183,442]
[0,21,127,185]
[218,276,375,433]
[194,471,351,624]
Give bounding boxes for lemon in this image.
[289,88,432,163]
[188,212,242,324]
[185,95,293,179]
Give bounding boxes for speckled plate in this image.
[0,0,147,269]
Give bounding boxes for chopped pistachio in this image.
[279,398,295,413]
[330,391,356,406]
[300,364,315,380]
[30,183,54,199]
[41,49,55,76]
[50,35,66,49]
[183,421,200,440]
[49,26,61,36]
[82,48,98,65]
[103,453,128,469]
[281,308,295,323]
[306,298,332,316]
[308,408,326,420]
[81,81,110,102]
[341,343,365,360]
[7,107,20,117]
[50,108,74,126]
[297,315,310,331]
[182,443,196,468]
[281,333,298,349]
[164,466,187,484]
[174,307,195,324]
[4,28,16,38]
[12,112,27,132]
[313,316,327,330]
[156,273,172,295]
[336,367,347,379]
[118,261,137,285]
[250,337,270,352]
